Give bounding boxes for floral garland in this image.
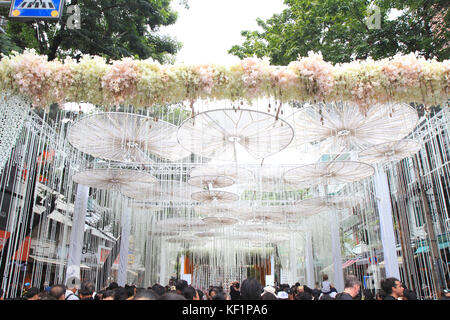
[0,49,448,110]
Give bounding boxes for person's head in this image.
[49,284,66,300]
[38,292,56,300]
[0,288,3,300]
[261,292,277,300]
[107,282,119,291]
[175,279,188,295]
[323,274,328,281]
[158,292,187,300]
[320,293,334,300]
[102,289,115,300]
[212,291,227,300]
[113,287,128,300]
[182,286,199,300]
[376,289,385,300]
[297,285,304,293]
[240,278,262,300]
[208,286,220,299]
[402,288,417,300]
[381,277,404,298]
[363,289,374,300]
[295,292,313,300]
[24,287,39,300]
[315,282,320,289]
[134,289,158,300]
[65,277,80,294]
[125,285,136,299]
[261,286,276,298]
[152,284,166,297]
[276,291,289,300]
[343,275,361,297]
[196,289,204,300]
[79,280,95,299]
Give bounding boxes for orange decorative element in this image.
[12,10,20,17]
[51,10,59,17]
[0,230,11,251]
[37,150,55,164]
[184,255,194,274]
[13,236,31,261]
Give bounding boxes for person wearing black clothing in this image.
[230,281,241,300]
[335,275,361,300]
[381,277,404,300]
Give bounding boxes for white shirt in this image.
[65,289,79,300]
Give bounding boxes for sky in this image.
[161,0,287,65]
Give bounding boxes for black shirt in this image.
[384,295,397,300]
[335,292,353,300]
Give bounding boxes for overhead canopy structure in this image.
[177,108,294,161]
[189,165,254,184]
[292,102,419,151]
[187,175,235,189]
[358,139,422,164]
[191,190,240,203]
[72,168,158,194]
[284,161,375,187]
[68,112,191,163]
[296,195,363,212]
[121,180,197,202]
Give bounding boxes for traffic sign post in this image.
[8,0,64,20]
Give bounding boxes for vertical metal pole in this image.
[373,165,401,279]
[117,207,131,287]
[305,231,315,288]
[65,184,89,285]
[413,155,442,298]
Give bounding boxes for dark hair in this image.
[295,292,313,300]
[233,282,240,289]
[79,280,95,296]
[176,279,188,292]
[212,291,227,300]
[38,292,56,300]
[261,292,277,300]
[158,293,187,300]
[0,288,3,297]
[152,284,166,297]
[323,274,328,281]
[381,277,399,295]
[134,289,158,300]
[107,282,119,290]
[303,285,313,295]
[125,285,135,298]
[103,289,115,299]
[196,289,204,300]
[182,286,197,300]
[24,287,39,299]
[403,288,417,300]
[113,287,128,300]
[49,284,66,300]
[240,278,262,300]
[344,275,361,289]
[363,289,375,300]
[320,293,334,300]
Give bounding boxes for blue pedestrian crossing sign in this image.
[9,0,65,20]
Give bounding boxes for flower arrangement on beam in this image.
[0,49,448,111]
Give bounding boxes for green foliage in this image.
[229,0,449,65]
[1,0,183,62]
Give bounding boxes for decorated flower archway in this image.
[0,50,448,111]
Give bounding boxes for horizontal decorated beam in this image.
[0,49,448,110]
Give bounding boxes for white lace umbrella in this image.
[189,165,254,184]
[72,168,158,193]
[239,207,287,223]
[68,112,190,163]
[194,203,247,216]
[358,139,422,164]
[166,236,201,244]
[148,230,180,237]
[202,216,239,226]
[296,196,362,213]
[187,175,235,189]
[284,161,375,187]
[178,108,294,161]
[195,231,217,238]
[191,190,240,203]
[156,217,207,231]
[121,180,196,201]
[293,102,418,150]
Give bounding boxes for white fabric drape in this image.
[330,212,345,292]
[65,184,89,285]
[305,232,315,288]
[117,207,131,287]
[373,165,400,279]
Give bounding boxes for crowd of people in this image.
[1,274,449,300]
